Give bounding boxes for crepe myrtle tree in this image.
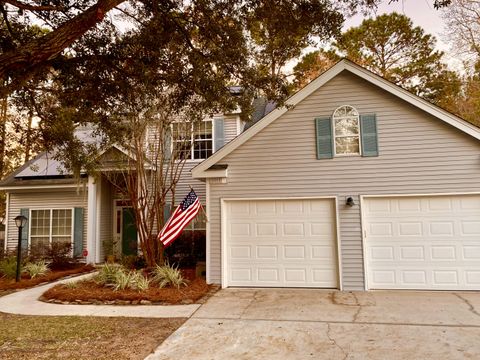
[103,93,205,267]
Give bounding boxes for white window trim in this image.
[28,208,75,251]
[171,118,214,161]
[332,105,362,157]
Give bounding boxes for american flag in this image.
[159,189,201,248]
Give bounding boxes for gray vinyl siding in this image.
[6,187,88,253]
[175,161,206,205]
[207,71,480,290]
[224,115,239,143]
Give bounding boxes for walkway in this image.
[0,273,199,318]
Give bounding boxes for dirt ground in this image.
[0,312,186,360]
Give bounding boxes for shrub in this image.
[23,261,50,279]
[120,255,146,270]
[26,242,77,270]
[0,256,19,279]
[102,238,118,258]
[48,242,76,270]
[27,242,50,262]
[151,263,187,289]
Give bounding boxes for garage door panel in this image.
[365,195,480,290]
[226,199,338,288]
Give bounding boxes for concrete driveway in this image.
[146,288,480,359]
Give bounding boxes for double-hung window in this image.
[172,120,213,160]
[30,209,73,248]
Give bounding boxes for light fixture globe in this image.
[14,215,27,228]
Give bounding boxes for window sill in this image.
[334,153,362,158]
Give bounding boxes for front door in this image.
[122,207,138,256]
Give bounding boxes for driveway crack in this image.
[453,293,480,318]
[351,293,362,323]
[326,323,348,360]
[239,291,259,319]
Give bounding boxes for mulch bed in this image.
[41,277,218,305]
[0,264,96,294]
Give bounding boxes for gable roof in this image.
[192,59,480,178]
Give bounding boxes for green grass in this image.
[0,312,186,359]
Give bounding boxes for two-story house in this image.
[3,59,480,292]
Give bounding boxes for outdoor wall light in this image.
[14,214,28,282]
[0,214,4,225]
[346,197,355,207]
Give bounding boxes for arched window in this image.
[333,105,360,155]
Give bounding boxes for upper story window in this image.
[333,105,360,155]
[172,120,213,160]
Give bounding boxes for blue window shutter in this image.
[315,117,333,159]
[73,208,84,257]
[20,208,29,251]
[360,114,379,157]
[213,117,225,152]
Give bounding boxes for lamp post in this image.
[14,215,27,282]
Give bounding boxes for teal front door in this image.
[122,208,138,256]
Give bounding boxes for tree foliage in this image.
[292,49,339,90]
[335,13,457,100]
[292,12,461,111]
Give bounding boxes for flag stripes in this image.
[159,190,201,248]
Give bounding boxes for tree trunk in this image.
[24,110,33,163]
[0,97,7,178]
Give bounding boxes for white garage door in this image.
[225,198,339,288]
[364,195,480,290]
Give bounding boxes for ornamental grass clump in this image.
[152,263,187,289]
[94,263,125,286]
[95,264,150,292]
[0,256,18,279]
[23,261,50,279]
[130,271,150,291]
[112,270,150,291]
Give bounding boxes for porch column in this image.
[86,175,98,263]
[95,176,103,263]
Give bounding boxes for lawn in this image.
[0,312,186,359]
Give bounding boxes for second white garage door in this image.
[364,195,480,290]
[224,198,339,288]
